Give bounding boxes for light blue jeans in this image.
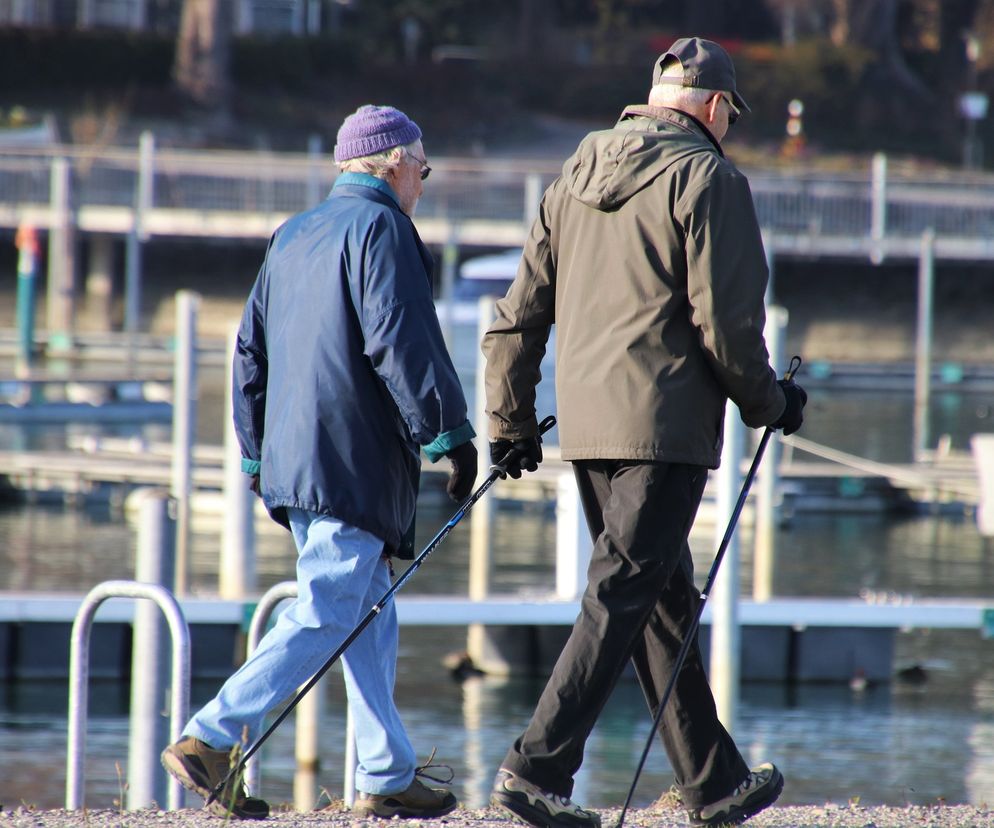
[185,508,417,795]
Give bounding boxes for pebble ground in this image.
[3,803,994,828]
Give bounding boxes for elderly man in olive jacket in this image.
[484,38,806,828]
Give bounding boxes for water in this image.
[1,351,994,810]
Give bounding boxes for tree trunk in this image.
[173,0,231,110]
[831,0,933,98]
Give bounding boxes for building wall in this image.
[0,0,324,34]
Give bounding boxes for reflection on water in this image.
[2,627,994,810]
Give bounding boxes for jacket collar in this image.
[333,171,401,208]
[619,104,725,157]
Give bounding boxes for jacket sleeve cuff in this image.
[241,458,261,475]
[423,420,476,463]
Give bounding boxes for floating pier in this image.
[2,589,992,685]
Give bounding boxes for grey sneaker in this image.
[352,776,457,819]
[688,763,783,826]
[161,736,269,820]
[491,768,600,828]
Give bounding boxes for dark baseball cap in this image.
[652,37,750,113]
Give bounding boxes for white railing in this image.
[5,139,994,257]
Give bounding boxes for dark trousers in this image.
[501,460,748,809]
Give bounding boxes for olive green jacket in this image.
[481,105,785,468]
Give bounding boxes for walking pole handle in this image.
[489,415,556,478]
[783,355,802,383]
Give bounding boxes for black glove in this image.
[248,474,261,497]
[445,441,478,502]
[490,436,543,480]
[773,379,808,436]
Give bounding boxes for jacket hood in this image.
[563,105,722,210]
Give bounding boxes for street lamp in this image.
[960,33,987,169]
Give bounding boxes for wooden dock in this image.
[2,588,993,685]
[0,434,982,513]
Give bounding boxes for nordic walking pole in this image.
[206,414,557,807]
[615,358,801,828]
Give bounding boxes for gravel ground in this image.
[3,804,994,828]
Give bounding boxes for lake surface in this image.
[1,349,993,811]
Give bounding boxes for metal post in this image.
[306,134,324,209]
[467,295,497,665]
[85,234,115,333]
[172,291,200,596]
[78,0,95,27]
[294,689,322,811]
[524,173,542,226]
[870,152,888,264]
[914,229,935,461]
[753,306,788,602]
[710,402,744,734]
[555,473,591,600]
[14,223,40,377]
[221,324,256,599]
[440,234,459,349]
[246,582,298,796]
[67,580,189,811]
[125,131,155,336]
[128,491,177,809]
[46,156,76,352]
[343,709,357,807]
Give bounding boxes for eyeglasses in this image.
[408,150,432,181]
[717,93,740,126]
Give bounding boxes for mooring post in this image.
[914,228,935,462]
[294,680,323,811]
[172,290,200,596]
[46,156,76,353]
[710,402,744,734]
[870,152,888,264]
[125,131,155,337]
[306,133,324,209]
[440,231,459,349]
[221,323,256,599]
[128,490,178,809]
[753,306,789,602]
[556,474,592,600]
[467,295,497,667]
[524,173,542,226]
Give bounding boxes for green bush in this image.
[232,35,359,89]
[0,29,173,91]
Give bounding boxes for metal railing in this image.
[66,580,191,811]
[6,139,994,257]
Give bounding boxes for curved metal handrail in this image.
[66,580,190,810]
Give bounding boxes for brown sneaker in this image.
[161,736,269,819]
[353,777,458,819]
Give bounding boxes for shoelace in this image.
[415,747,454,785]
[731,770,761,797]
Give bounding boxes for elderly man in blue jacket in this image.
[162,105,477,820]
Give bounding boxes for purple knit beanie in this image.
[334,105,422,163]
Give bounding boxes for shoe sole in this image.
[352,799,458,819]
[491,791,600,828]
[693,767,784,826]
[161,751,268,820]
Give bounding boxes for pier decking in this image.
[2,588,992,686]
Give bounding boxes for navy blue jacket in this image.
[233,173,474,557]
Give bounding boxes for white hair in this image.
[338,140,420,179]
[648,60,717,109]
